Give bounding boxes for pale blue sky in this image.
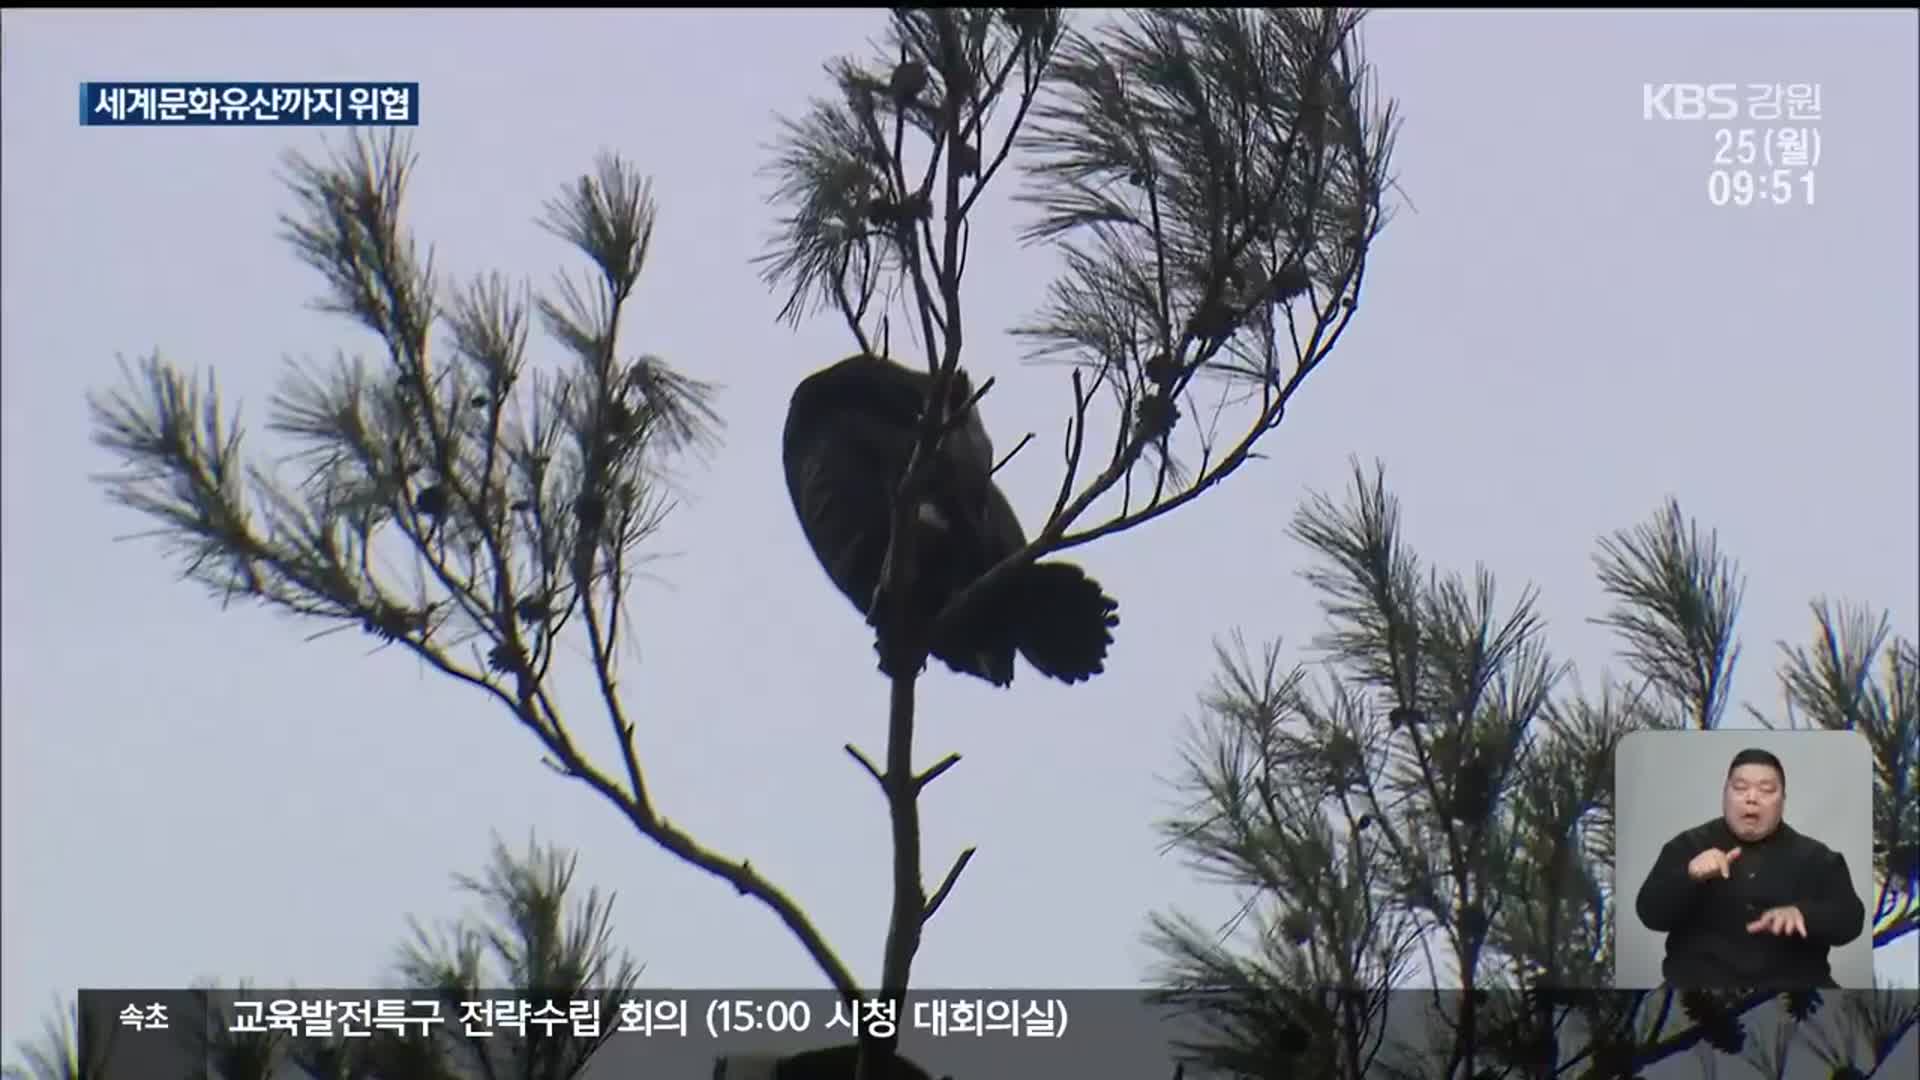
[4,7,1916,1072]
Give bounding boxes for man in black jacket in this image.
[1634,747,1867,989]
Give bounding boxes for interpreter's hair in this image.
[1727,747,1785,789]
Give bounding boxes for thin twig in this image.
[990,433,1034,477]
[915,752,962,790]
[847,743,886,789]
[924,847,978,922]
[1047,369,1089,529]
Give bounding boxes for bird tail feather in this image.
[1010,561,1120,684]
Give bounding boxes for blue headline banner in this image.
[80,82,419,126]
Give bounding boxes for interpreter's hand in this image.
[1746,905,1807,937]
[1687,846,1743,882]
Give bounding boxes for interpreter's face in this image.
[1722,764,1784,842]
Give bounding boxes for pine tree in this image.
[1146,461,1918,1078]
[87,11,1401,1079]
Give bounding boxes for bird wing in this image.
[783,401,908,614]
[781,353,1030,617]
[966,465,1028,553]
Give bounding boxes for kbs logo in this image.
[1642,83,1739,121]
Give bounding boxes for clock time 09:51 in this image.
[1709,168,1816,207]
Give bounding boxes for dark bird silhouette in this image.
[782,353,1120,687]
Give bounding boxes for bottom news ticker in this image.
[73,986,1919,1078]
